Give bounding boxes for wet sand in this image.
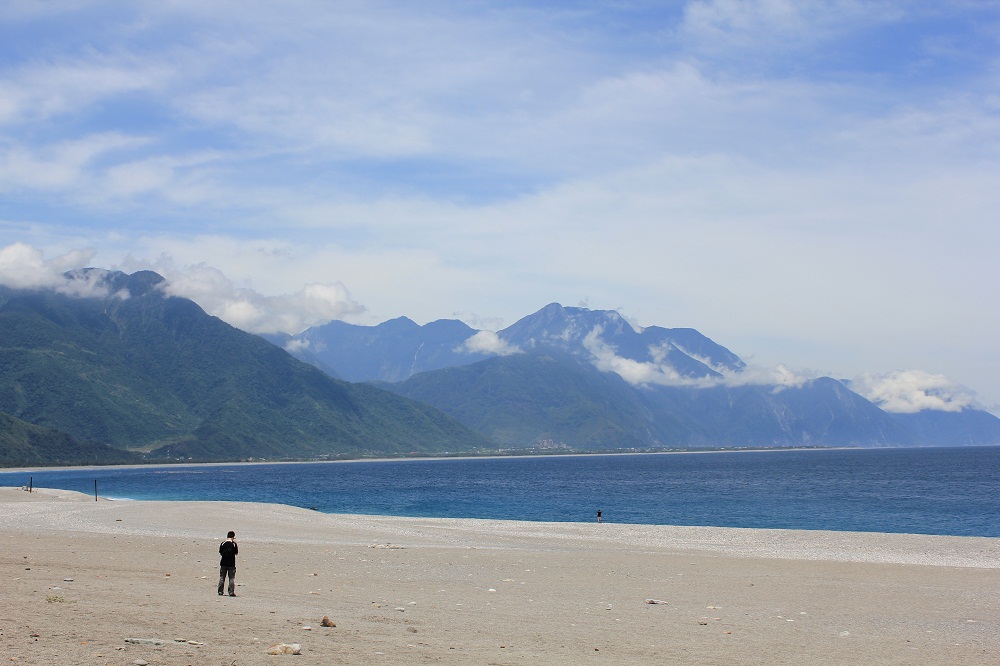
[1,486,997,664]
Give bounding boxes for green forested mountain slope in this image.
[0,271,489,464]
[0,412,136,467]
[381,351,666,449]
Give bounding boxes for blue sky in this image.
[1,1,998,412]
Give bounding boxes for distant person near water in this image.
[596,509,602,523]
[218,530,238,596]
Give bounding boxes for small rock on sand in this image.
[320,615,335,627]
[266,643,302,655]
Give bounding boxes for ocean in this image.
[1,446,997,538]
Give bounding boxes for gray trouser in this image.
[218,566,236,595]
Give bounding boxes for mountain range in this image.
[270,303,1000,450]
[2,269,998,467]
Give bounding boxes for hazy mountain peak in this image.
[278,314,485,383]
[380,316,420,330]
[61,268,167,299]
[497,303,739,385]
[501,303,636,349]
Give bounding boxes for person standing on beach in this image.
[596,509,602,523]
[218,531,238,596]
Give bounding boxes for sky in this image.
[0,1,998,413]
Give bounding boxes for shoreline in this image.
[0,444,879,474]
[2,487,998,568]
[2,488,998,665]
[2,483,993,541]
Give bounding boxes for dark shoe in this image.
[229,593,237,597]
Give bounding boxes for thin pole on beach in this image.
[94,480,98,502]
[29,476,32,493]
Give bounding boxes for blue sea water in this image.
[1,447,997,537]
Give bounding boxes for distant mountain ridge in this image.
[266,316,488,383]
[269,301,746,384]
[278,303,1000,450]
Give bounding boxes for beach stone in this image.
[265,643,302,655]
[125,638,166,646]
[132,660,149,666]
[320,615,335,627]
[645,599,667,605]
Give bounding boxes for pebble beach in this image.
[1,486,997,665]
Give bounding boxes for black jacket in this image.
[219,540,238,567]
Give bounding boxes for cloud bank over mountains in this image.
[460,330,522,357]
[0,242,362,335]
[148,259,363,335]
[582,327,817,391]
[851,371,977,414]
[590,345,980,414]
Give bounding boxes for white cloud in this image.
[283,338,312,354]
[680,0,902,57]
[0,58,172,127]
[0,243,363,334]
[584,328,702,387]
[720,363,815,389]
[584,325,815,389]
[0,242,111,297]
[459,330,521,356]
[0,133,151,193]
[852,370,977,413]
[150,260,365,335]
